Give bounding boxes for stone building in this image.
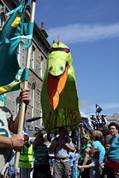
[106,113,119,124]
[0,0,50,133]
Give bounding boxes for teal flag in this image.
[0,94,6,106]
[0,0,33,94]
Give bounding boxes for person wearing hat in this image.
[83,134,91,140]
[79,149,100,178]
[79,133,92,178]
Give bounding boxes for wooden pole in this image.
[14,0,36,169]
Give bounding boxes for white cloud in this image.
[80,101,119,116]
[47,23,119,44]
[102,102,119,110]
[80,101,95,116]
[80,111,89,117]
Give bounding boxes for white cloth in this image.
[0,101,12,173]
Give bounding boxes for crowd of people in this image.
[0,89,119,178]
[17,122,119,178]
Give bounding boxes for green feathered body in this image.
[41,42,80,133]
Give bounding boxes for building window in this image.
[40,56,44,78]
[39,109,43,126]
[31,82,36,117]
[31,46,35,70]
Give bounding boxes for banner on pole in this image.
[0,0,34,95]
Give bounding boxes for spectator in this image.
[91,130,106,178]
[79,149,100,178]
[79,133,92,178]
[105,122,119,178]
[69,147,80,178]
[49,127,75,178]
[19,133,34,178]
[33,127,51,178]
[92,130,106,164]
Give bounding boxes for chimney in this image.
[40,21,48,38]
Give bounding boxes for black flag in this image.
[96,104,103,113]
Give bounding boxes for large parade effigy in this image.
[41,41,81,133]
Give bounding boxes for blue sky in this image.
[33,0,119,116]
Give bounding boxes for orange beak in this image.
[47,66,68,110]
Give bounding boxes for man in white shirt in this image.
[49,127,75,178]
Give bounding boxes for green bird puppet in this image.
[41,41,81,133]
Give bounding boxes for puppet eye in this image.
[60,66,64,71]
[64,48,69,53]
[49,66,53,71]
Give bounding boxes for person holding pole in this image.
[0,0,36,175]
[0,89,30,177]
[14,0,37,169]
